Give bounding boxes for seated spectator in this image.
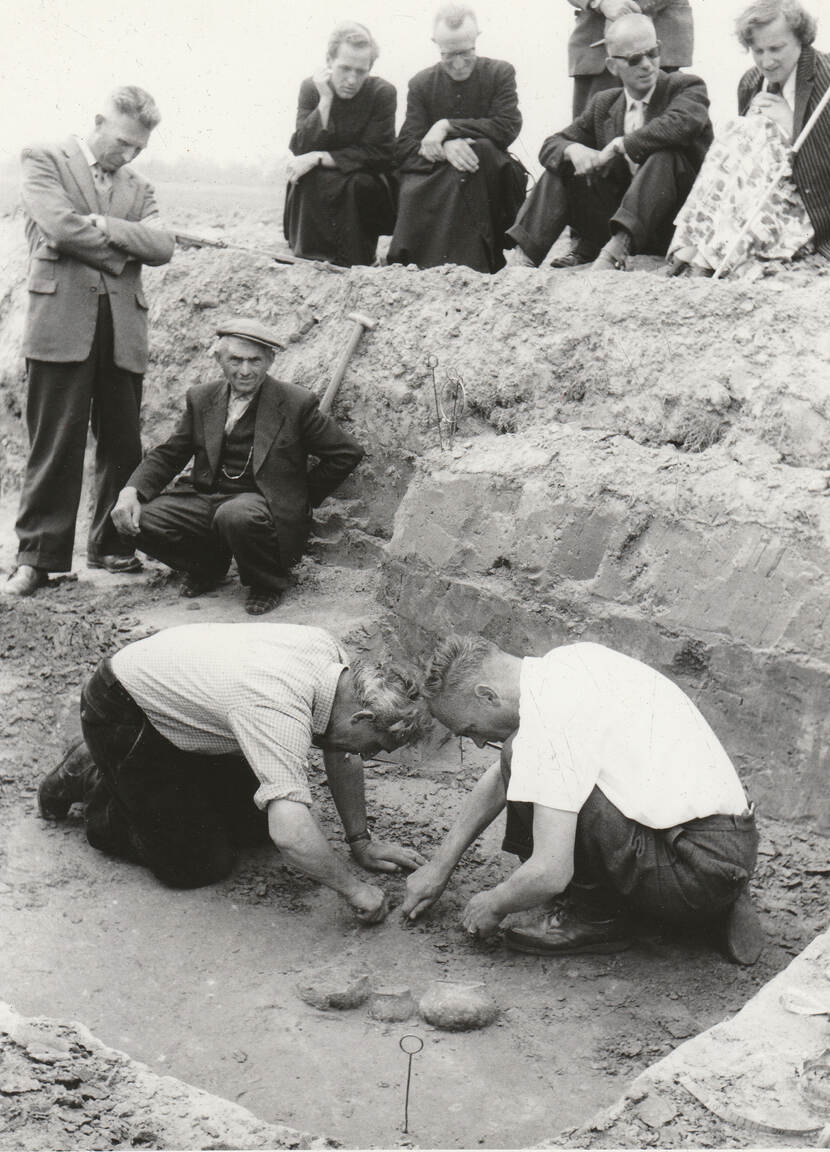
[283,21,396,267]
[386,3,527,274]
[110,318,364,616]
[669,0,829,278]
[505,14,712,271]
[566,0,694,118]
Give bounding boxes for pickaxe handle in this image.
[319,312,376,414]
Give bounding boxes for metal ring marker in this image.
[399,1034,424,1133]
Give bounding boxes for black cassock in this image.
[387,57,527,274]
[283,74,397,267]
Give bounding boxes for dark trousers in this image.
[15,296,143,571]
[502,783,758,929]
[79,659,268,888]
[134,486,290,592]
[506,149,698,265]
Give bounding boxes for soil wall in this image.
[1,213,828,830]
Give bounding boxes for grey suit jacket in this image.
[21,136,175,373]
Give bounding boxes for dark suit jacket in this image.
[289,75,397,175]
[127,375,365,565]
[738,45,830,258]
[567,0,693,75]
[394,57,521,172]
[20,137,174,373]
[540,69,712,172]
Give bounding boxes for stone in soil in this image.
[296,966,372,1011]
[418,980,499,1031]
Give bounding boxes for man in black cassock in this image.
[387,3,526,274]
[283,21,396,267]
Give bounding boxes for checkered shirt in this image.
[110,623,347,809]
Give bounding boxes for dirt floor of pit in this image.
[1,502,828,1151]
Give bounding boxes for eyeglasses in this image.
[440,48,476,63]
[608,42,661,67]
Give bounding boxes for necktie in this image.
[767,81,782,96]
[92,164,112,209]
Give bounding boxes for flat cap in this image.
[216,316,285,350]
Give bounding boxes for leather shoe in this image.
[87,554,143,574]
[549,244,599,269]
[4,565,48,596]
[722,890,764,965]
[245,587,282,616]
[179,572,219,598]
[38,738,97,820]
[505,903,633,956]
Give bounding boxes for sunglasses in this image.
[608,42,661,67]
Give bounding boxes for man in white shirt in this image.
[38,623,429,924]
[505,15,712,271]
[401,634,763,965]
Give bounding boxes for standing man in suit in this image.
[110,318,365,616]
[284,21,397,267]
[505,14,711,270]
[5,87,175,598]
[566,0,694,117]
[386,3,526,274]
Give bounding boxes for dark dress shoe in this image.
[505,903,633,956]
[38,738,97,819]
[87,554,143,574]
[722,890,764,965]
[549,244,599,269]
[179,571,220,598]
[4,565,48,596]
[245,587,282,616]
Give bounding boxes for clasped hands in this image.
[748,91,792,135]
[419,120,479,172]
[565,139,623,182]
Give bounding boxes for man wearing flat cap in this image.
[110,318,364,614]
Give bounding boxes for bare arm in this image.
[400,760,507,920]
[324,749,426,874]
[267,798,388,923]
[461,804,577,936]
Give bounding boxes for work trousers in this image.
[134,486,290,592]
[79,659,269,888]
[16,296,143,571]
[506,149,698,266]
[502,780,759,930]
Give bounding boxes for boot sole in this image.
[505,933,633,957]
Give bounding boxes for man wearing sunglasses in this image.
[566,0,694,118]
[506,13,712,271]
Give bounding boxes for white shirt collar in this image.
[75,135,98,167]
[625,83,656,110]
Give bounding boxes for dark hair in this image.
[735,0,817,49]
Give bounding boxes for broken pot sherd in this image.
[367,986,416,1023]
[418,981,499,1031]
[295,966,371,1011]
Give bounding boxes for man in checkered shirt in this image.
[37,622,430,923]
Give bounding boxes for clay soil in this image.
[0,183,829,1149]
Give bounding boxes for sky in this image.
[0,0,812,174]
